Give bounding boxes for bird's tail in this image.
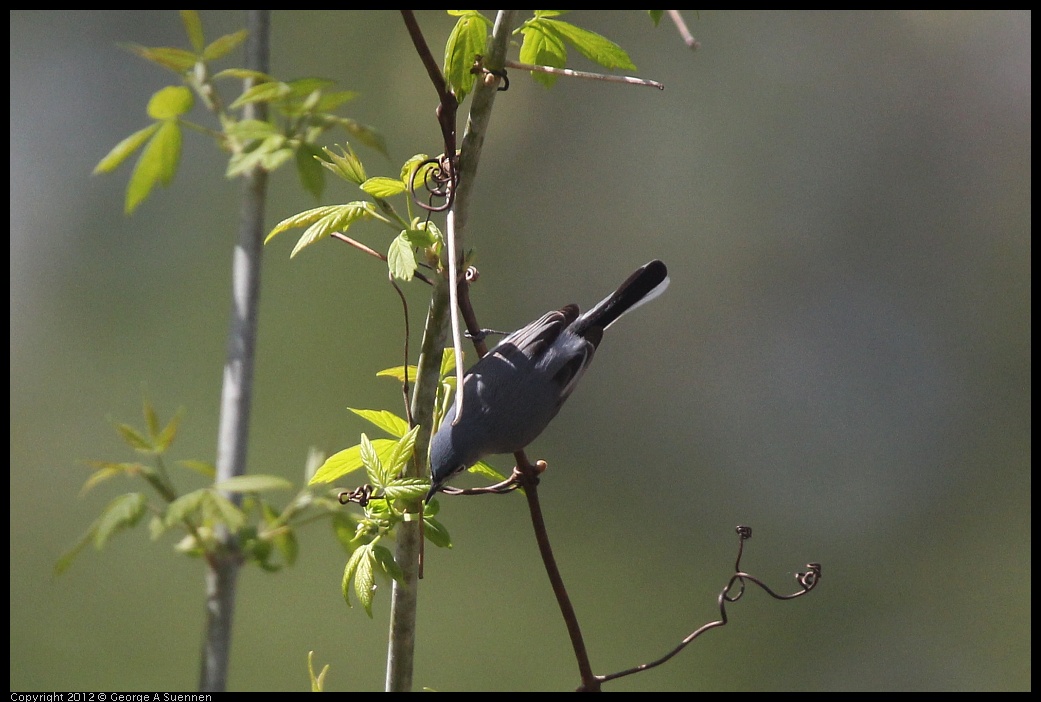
[573,259,669,334]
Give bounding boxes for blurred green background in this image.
[10,10,1030,692]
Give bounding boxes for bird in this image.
[426,260,669,501]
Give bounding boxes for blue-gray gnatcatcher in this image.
[427,260,669,501]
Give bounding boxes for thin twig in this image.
[503,58,664,90]
[667,10,700,50]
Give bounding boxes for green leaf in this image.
[383,477,430,502]
[540,19,637,71]
[115,422,153,453]
[371,544,405,584]
[54,523,97,576]
[147,86,194,120]
[308,651,329,693]
[180,10,205,53]
[164,488,208,527]
[360,433,383,487]
[230,81,292,108]
[213,475,294,493]
[211,68,275,83]
[79,461,144,496]
[348,408,409,438]
[383,426,421,480]
[423,516,453,549]
[403,223,438,248]
[295,143,325,199]
[225,119,280,141]
[468,459,509,485]
[266,204,344,242]
[143,399,160,438]
[126,120,182,214]
[271,524,299,566]
[400,153,430,185]
[204,491,246,532]
[376,365,420,384]
[342,544,368,609]
[318,144,367,185]
[354,548,376,617]
[124,44,198,73]
[176,459,216,479]
[443,11,491,100]
[154,408,183,453]
[648,10,664,26]
[518,23,568,87]
[440,347,458,378]
[309,90,359,112]
[387,233,417,281]
[361,176,406,198]
[94,492,147,549]
[148,515,167,541]
[309,438,398,485]
[202,29,249,61]
[93,123,160,175]
[290,202,375,258]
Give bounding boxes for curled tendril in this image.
[409,154,456,212]
[464,265,480,283]
[595,526,821,687]
[338,484,373,507]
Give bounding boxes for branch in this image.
[198,9,270,694]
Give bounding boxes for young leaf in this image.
[202,29,249,62]
[319,144,367,185]
[539,19,637,71]
[308,651,330,693]
[54,522,97,576]
[176,459,216,478]
[94,492,147,549]
[360,433,383,487]
[295,143,325,199]
[289,203,375,258]
[348,408,409,438]
[165,488,208,527]
[382,477,430,502]
[443,11,491,100]
[375,365,420,384]
[354,548,377,617]
[648,10,665,26]
[146,85,194,120]
[203,491,246,532]
[360,176,406,198]
[308,438,399,485]
[423,516,453,549]
[518,23,568,87]
[93,123,160,175]
[154,408,183,453]
[180,10,205,53]
[341,543,366,607]
[266,204,345,242]
[125,120,182,214]
[371,544,405,584]
[383,426,421,481]
[115,422,154,453]
[387,233,417,281]
[124,44,198,74]
[337,118,388,157]
[440,347,458,378]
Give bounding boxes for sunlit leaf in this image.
[94,493,147,549]
[123,44,198,73]
[387,233,417,281]
[360,176,406,198]
[443,10,491,100]
[348,408,409,438]
[93,123,160,175]
[180,10,205,53]
[309,438,398,485]
[203,29,248,61]
[126,120,181,214]
[147,86,194,120]
[540,19,636,71]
